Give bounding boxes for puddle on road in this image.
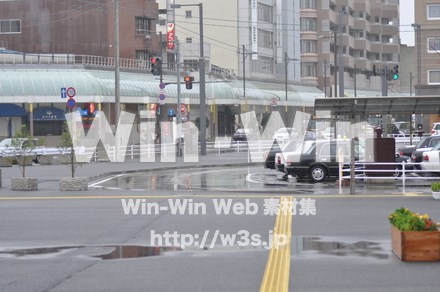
[0,237,389,260]
[297,237,389,259]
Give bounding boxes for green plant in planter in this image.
[389,207,438,231]
[431,182,440,192]
[57,122,85,178]
[5,125,43,178]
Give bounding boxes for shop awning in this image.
[29,106,66,121]
[0,103,26,116]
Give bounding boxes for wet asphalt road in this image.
[0,154,440,291]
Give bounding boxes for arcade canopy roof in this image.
[314,96,440,116]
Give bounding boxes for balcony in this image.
[300,9,318,18]
[354,38,371,51]
[300,54,318,63]
[382,43,399,54]
[371,42,382,53]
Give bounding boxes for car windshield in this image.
[416,137,429,148]
[281,140,299,152]
[398,123,411,130]
[0,139,12,148]
[276,128,292,134]
[431,141,440,151]
[434,124,440,130]
[235,129,245,134]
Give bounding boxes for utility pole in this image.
[382,64,388,97]
[114,0,121,161]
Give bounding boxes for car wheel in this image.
[309,165,326,182]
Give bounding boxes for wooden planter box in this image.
[391,225,440,261]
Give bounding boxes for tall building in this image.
[312,0,401,97]
[414,1,440,127]
[156,0,302,84]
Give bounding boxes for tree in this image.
[6,125,43,178]
[194,116,210,130]
[57,122,85,178]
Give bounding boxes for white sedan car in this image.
[272,127,299,144]
[420,144,440,173]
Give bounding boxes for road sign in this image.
[61,87,67,98]
[271,97,277,104]
[67,98,76,109]
[159,94,165,100]
[168,109,175,116]
[67,87,76,98]
[159,83,166,89]
[179,104,186,114]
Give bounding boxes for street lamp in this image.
[171,3,206,155]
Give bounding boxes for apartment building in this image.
[156,0,302,84]
[306,0,401,96]
[414,1,440,126]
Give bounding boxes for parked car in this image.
[274,140,308,173]
[263,139,301,169]
[420,147,440,174]
[398,136,440,158]
[232,128,257,141]
[410,140,440,169]
[393,121,413,136]
[272,127,299,144]
[0,138,43,163]
[283,139,356,182]
[431,122,440,136]
[321,127,335,139]
[283,139,410,182]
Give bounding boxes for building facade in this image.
[311,0,401,96]
[156,0,302,84]
[414,1,440,127]
[0,0,160,60]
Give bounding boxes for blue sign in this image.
[80,109,89,116]
[168,109,175,115]
[67,98,76,109]
[159,83,166,89]
[61,87,67,98]
[159,94,166,100]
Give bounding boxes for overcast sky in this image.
[400,0,415,46]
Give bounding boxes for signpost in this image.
[67,87,76,98]
[67,98,76,109]
[61,87,67,98]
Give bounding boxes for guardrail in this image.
[340,161,440,190]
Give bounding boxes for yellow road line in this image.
[259,196,292,292]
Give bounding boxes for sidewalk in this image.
[0,152,255,194]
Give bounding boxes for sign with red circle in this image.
[67,98,76,109]
[67,87,76,98]
[271,97,277,104]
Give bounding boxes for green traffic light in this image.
[393,74,399,80]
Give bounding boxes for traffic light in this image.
[393,64,399,80]
[150,57,162,76]
[184,76,194,89]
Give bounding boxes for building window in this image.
[159,18,166,26]
[136,50,148,61]
[428,70,440,84]
[428,37,440,53]
[186,37,192,43]
[428,5,440,19]
[300,18,317,31]
[301,62,317,77]
[300,0,316,9]
[186,10,192,18]
[136,17,151,34]
[258,29,273,49]
[183,59,199,71]
[301,40,316,53]
[250,56,273,74]
[0,19,20,33]
[258,3,273,23]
